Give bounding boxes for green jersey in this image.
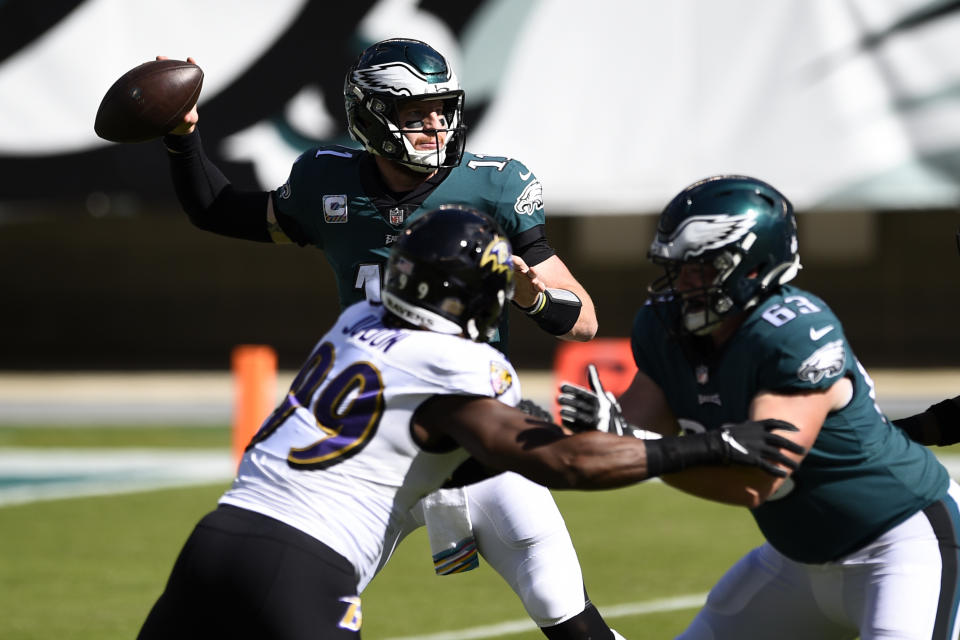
[270,146,549,351]
[632,284,948,563]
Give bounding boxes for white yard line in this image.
[0,448,233,507]
[382,593,709,640]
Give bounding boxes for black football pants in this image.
[138,504,361,639]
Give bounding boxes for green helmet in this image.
[648,175,801,335]
[344,38,466,172]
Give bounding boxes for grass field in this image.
[0,423,770,639]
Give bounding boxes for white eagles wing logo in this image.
[651,211,758,260]
[352,62,429,96]
[514,179,544,215]
[797,339,845,383]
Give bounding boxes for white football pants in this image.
[678,479,960,640]
[395,471,589,628]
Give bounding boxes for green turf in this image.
[0,425,230,448]
[2,426,943,638]
[0,477,763,639]
[364,483,763,638]
[0,483,228,639]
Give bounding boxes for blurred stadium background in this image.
[1,1,959,638]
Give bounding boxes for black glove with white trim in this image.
[517,398,554,422]
[643,418,805,478]
[558,365,660,439]
[707,419,804,477]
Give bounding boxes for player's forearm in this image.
[163,129,272,242]
[478,431,642,490]
[516,255,598,340]
[509,430,752,491]
[559,285,597,342]
[661,466,777,508]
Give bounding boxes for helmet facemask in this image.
[649,250,742,336]
[390,93,465,172]
[344,39,467,172]
[647,175,803,337]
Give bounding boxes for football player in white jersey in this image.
[137,206,804,640]
[159,37,616,639]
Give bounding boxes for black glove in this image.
[558,364,629,434]
[558,365,660,439]
[708,419,805,477]
[644,418,805,478]
[893,395,960,446]
[517,398,554,422]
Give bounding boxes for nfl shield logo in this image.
[389,207,405,226]
[695,365,709,385]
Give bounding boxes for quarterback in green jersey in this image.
[158,39,618,640]
[560,175,960,639]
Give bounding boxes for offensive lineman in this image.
[158,38,609,638]
[559,175,960,639]
[137,206,804,639]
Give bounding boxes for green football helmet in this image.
[648,175,801,335]
[344,38,466,172]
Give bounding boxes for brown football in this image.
[94,59,203,143]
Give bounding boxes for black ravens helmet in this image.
[344,38,466,172]
[383,205,514,342]
[648,175,801,335]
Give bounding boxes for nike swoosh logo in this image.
[809,325,835,341]
[519,169,531,180]
[721,430,749,455]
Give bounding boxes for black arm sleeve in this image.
[511,225,555,267]
[894,395,960,446]
[162,129,272,242]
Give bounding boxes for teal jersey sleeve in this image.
[422,152,545,240]
[631,285,949,564]
[744,289,853,394]
[271,145,367,251]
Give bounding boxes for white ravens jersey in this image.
[219,301,521,588]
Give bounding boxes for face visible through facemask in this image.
[674,261,724,335]
[394,98,450,169]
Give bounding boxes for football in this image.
[94,59,203,143]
